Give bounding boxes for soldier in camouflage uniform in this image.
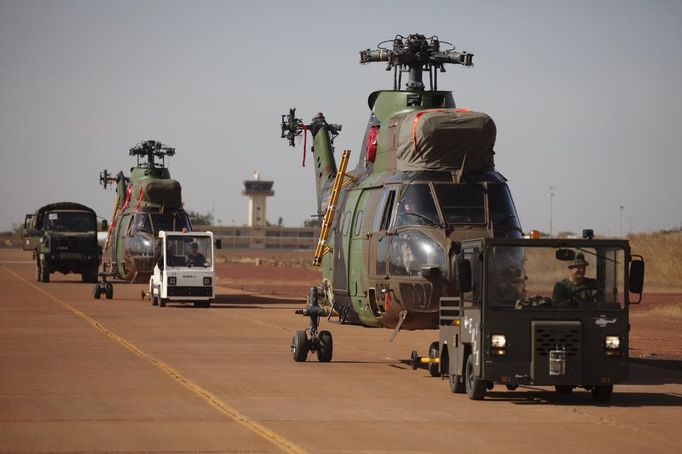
[552,253,603,305]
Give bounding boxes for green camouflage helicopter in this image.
[281,34,523,363]
[94,140,191,298]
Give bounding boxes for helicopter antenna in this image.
[129,140,175,169]
[360,34,474,91]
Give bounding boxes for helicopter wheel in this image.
[291,330,309,362]
[104,283,113,300]
[316,330,333,362]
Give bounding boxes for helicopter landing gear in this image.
[93,274,113,300]
[291,286,333,362]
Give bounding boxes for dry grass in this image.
[648,302,682,319]
[628,230,682,292]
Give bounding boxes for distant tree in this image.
[278,217,283,227]
[187,210,214,226]
[557,231,576,238]
[304,217,321,228]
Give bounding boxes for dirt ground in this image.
[215,252,682,361]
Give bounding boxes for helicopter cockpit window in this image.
[165,236,212,268]
[489,184,523,238]
[132,214,152,233]
[434,184,485,224]
[389,230,446,277]
[394,184,440,228]
[150,212,191,233]
[45,211,96,232]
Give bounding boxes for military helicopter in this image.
[281,34,523,363]
[94,140,191,298]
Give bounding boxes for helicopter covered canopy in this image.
[389,109,496,172]
[141,179,182,206]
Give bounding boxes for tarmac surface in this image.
[1,249,681,453]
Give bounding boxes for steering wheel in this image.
[569,286,600,304]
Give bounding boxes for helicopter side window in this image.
[353,210,364,237]
[341,211,351,237]
[394,184,440,228]
[375,190,396,231]
[435,184,485,224]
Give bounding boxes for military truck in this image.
[23,202,104,283]
[414,231,645,402]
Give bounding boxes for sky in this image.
[1,0,681,236]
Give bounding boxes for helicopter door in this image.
[348,189,371,298]
[367,188,396,304]
[332,192,352,294]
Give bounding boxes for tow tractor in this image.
[411,231,645,402]
[147,230,221,308]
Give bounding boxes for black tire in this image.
[506,384,519,391]
[105,283,113,300]
[151,294,158,306]
[465,353,486,400]
[93,286,101,299]
[39,259,49,283]
[292,330,309,362]
[204,300,212,308]
[428,341,440,377]
[159,298,166,308]
[591,385,613,402]
[317,330,333,362]
[410,350,420,370]
[555,385,573,395]
[449,373,466,393]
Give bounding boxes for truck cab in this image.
[439,236,644,401]
[149,231,220,308]
[23,202,104,283]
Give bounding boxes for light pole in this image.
[548,186,557,237]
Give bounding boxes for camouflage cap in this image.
[568,253,589,268]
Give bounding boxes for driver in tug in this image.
[552,253,603,305]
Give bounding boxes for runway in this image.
[1,249,681,453]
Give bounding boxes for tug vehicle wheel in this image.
[465,353,486,400]
[591,385,613,402]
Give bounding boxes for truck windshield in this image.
[165,236,212,268]
[45,211,96,232]
[487,244,626,310]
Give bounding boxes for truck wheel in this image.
[93,285,102,299]
[159,298,166,308]
[105,283,113,299]
[449,373,466,393]
[204,300,212,308]
[505,384,519,391]
[151,294,158,306]
[317,330,333,362]
[555,385,573,395]
[591,385,613,402]
[465,353,486,400]
[39,259,49,283]
[428,341,440,377]
[291,330,309,362]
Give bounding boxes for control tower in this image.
[242,171,274,227]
